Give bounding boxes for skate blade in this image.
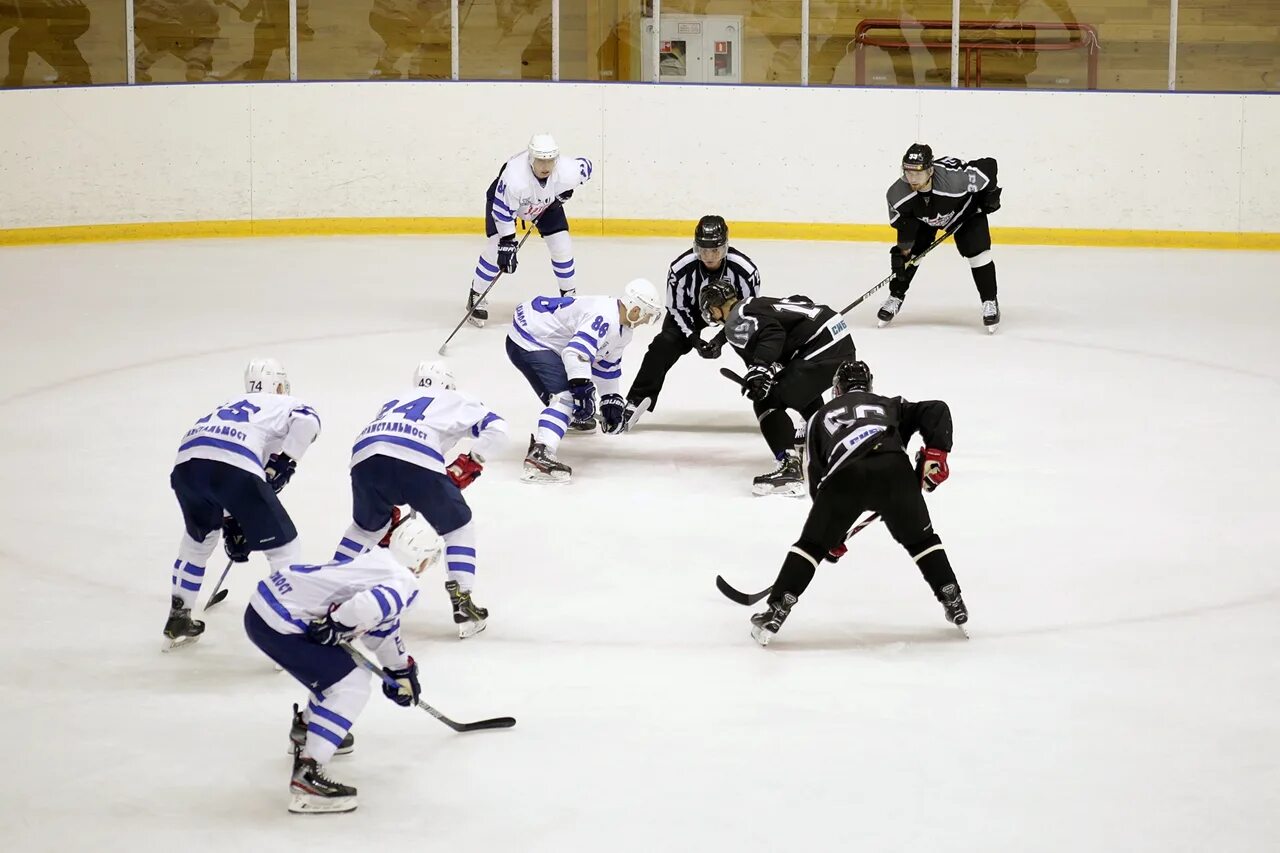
[160,634,201,653]
[457,619,488,640]
[953,620,970,639]
[750,624,775,647]
[520,469,571,485]
[466,316,486,329]
[751,482,806,498]
[985,323,999,335]
[288,793,357,814]
[877,319,891,328]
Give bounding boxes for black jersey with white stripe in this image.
[666,247,760,337]
[804,390,953,495]
[724,295,851,367]
[886,156,998,247]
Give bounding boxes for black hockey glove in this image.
[265,453,296,493]
[743,363,779,402]
[306,609,356,646]
[556,189,574,202]
[568,378,596,422]
[381,657,421,707]
[599,393,626,434]
[222,516,251,563]
[497,235,519,274]
[979,186,1002,215]
[695,330,726,359]
[890,245,910,282]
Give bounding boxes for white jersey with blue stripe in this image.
[350,388,507,473]
[491,151,593,238]
[174,392,321,479]
[249,548,419,669]
[507,294,632,396]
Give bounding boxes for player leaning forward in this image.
[879,143,1003,332]
[749,360,968,646]
[465,133,595,327]
[245,514,446,813]
[164,358,320,651]
[507,280,663,483]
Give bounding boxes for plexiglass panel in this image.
[809,2,954,88]
[459,0,553,80]
[1175,0,1279,92]
[1,0,125,87]
[294,1,450,81]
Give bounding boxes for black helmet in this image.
[832,359,873,395]
[902,143,933,171]
[695,215,728,248]
[698,278,737,325]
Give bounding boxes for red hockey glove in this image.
[826,543,848,563]
[917,448,950,492]
[447,453,483,489]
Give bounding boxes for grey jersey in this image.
[886,156,997,241]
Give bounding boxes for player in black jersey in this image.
[699,282,855,496]
[622,215,761,428]
[748,359,968,646]
[880,143,1003,333]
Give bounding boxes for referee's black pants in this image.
[626,314,698,411]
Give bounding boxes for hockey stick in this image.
[342,643,516,732]
[203,559,234,611]
[622,397,651,431]
[715,513,882,606]
[838,208,979,316]
[719,367,747,388]
[438,227,537,355]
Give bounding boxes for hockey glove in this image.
[446,453,483,489]
[695,330,726,359]
[556,189,574,202]
[222,516,251,563]
[497,235,519,274]
[306,608,356,647]
[743,363,779,402]
[599,393,626,435]
[917,448,950,492]
[890,245,910,283]
[381,657,421,707]
[568,378,596,422]
[826,543,848,563]
[265,453,296,493]
[979,186,1002,215]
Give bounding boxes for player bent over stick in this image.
[244,515,445,813]
[746,359,969,646]
[331,361,507,638]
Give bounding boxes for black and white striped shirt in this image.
[665,247,761,338]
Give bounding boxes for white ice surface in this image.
[1,236,1279,852]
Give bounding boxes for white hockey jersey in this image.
[491,151,593,238]
[249,547,418,669]
[174,392,321,479]
[350,388,507,474]
[508,295,632,397]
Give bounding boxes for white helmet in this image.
[528,133,559,162]
[388,517,445,576]
[244,358,290,394]
[621,278,663,326]
[413,360,456,390]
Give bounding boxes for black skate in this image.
[445,580,489,639]
[982,299,1000,334]
[290,703,354,756]
[752,451,805,498]
[289,749,357,814]
[466,290,488,328]
[559,288,576,298]
[938,584,970,638]
[568,415,598,433]
[521,435,572,484]
[877,293,905,327]
[750,593,797,647]
[161,595,205,652]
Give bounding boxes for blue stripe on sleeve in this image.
[406,590,419,609]
[378,584,404,613]
[291,406,322,429]
[596,357,621,368]
[572,331,599,346]
[447,562,477,574]
[365,619,401,638]
[479,412,501,430]
[566,341,595,360]
[592,367,622,379]
[370,587,391,620]
[494,212,515,223]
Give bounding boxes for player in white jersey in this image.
[243,515,445,814]
[164,359,321,651]
[505,279,663,483]
[465,133,595,327]
[331,360,508,638]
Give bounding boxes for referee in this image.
[623,215,761,425]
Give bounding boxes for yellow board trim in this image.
[1,217,1277,251]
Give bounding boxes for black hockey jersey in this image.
[887,156,998,248]
[804,390,953,496]
[724,295,851,367]
[666,247,761,337]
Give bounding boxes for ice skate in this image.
[290,703,354,756]
[752,451,805,497]
[289,749,357,814]
[938,584,969,638]
[750,593,797,647]
[877,294,904,327]
[521,435,572,484]
[161,595,205,652]
[567,415,598,433]
[445,580,488,639]
[981,299,1000,334]
[466,290,488,328]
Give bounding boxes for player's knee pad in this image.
[178,530,219,566]
[906,533,945,563]
[967,250,993,269]
[263,540,301,571]
[544,230,573,261]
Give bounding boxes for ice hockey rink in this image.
[2,235,1278,852]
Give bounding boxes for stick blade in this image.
[203,589,230,611]
[716,575,771,606]
[458,716,517,732]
